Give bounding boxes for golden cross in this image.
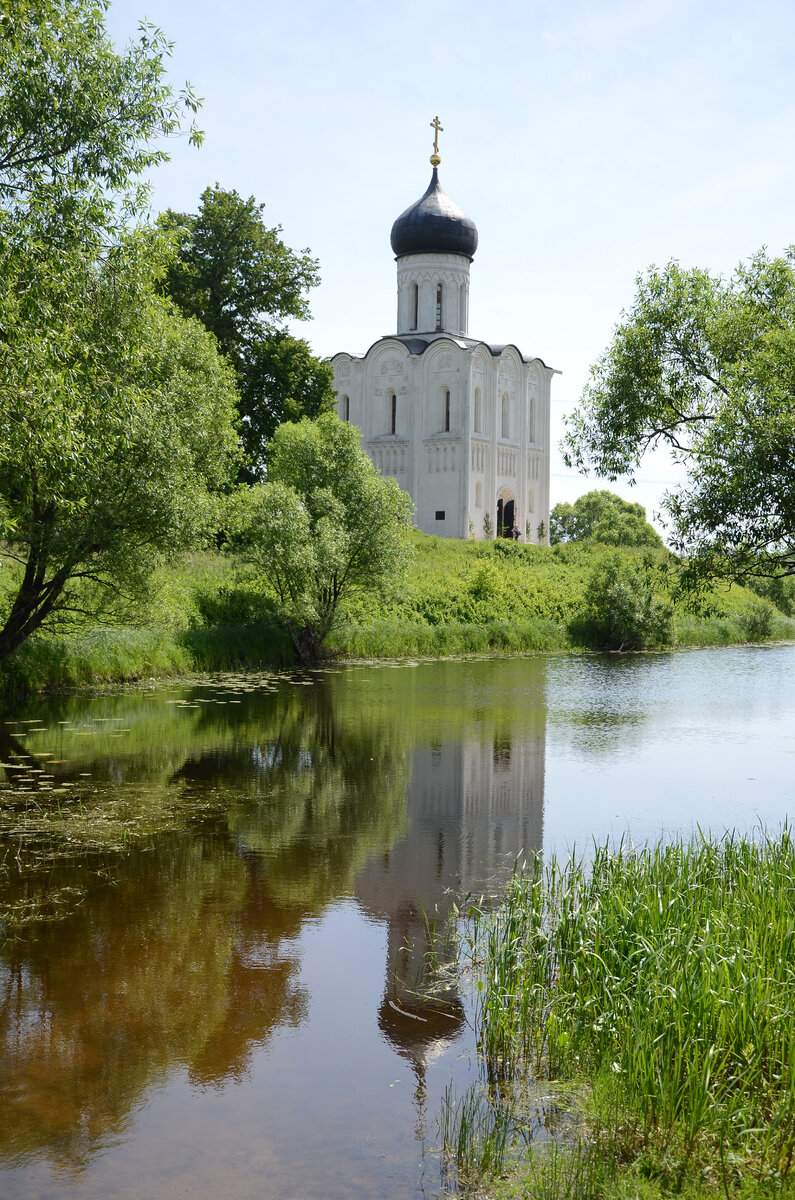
[430,115,444,156]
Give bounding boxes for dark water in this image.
[0,646,793,1198]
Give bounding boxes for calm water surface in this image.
[0,646,793,1198]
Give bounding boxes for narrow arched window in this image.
[475,481,483,508]
[459,283,466,333]
[410,282,418,331]
[390,392,397,435]
[340,394,349,422]
[435,283,443,331]
[501,393,510,439]
[444,389,451,432]
[528,395,536,443]
[474,387,482,433]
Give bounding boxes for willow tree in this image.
[0,236,240,661]
[564,252,795,581]
[0,0,240,661]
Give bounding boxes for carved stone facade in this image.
[331,166,555,541]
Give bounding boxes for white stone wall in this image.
[332,335,553,542]
[395,252,471,336]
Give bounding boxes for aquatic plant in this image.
[447,831,795,1197]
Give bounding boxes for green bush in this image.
[571,553,674,650]
[747,574,795,616]
[191,584,279,628]
[550,490,662,547]
[741,601,774,641]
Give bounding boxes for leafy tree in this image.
[239,332,336,480]
[0,234,240,661]
[158,187,336,477]
[572,553,674,651]
[564,252,795,581]
[0,0,201,235]
[550,490,662,547]
[0,0,240,662]
[235,415,413,664]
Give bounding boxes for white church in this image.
[332,119,555,541]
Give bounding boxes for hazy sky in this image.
[106,0,795,529]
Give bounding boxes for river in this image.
[0,645,792,1198]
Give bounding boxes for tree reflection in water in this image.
[0,659,548,1183]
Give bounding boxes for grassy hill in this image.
[2,532,794,692]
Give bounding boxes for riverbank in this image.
[2,534,794,692]
[445,833,795,1200]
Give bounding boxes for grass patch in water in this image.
[443,832,795,1198]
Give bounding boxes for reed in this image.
[448,831,795,1197]
[440,1082,514,1193]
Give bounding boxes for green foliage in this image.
[483,512,494,540]
[747,573,795,616]
[461,834,795,1198]
[330,616,563,659]
[0,2,240,664]
[0,627,193,692]
[571,553,674,650]
[0,232,240,662]
[158,186,335,478]
[550,490,662,548]
[4,535,794,690]
[239,332,336,479]
[0,0,201,237]
[234,415,414,663]
[565,252,795,581]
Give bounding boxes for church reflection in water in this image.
[356,713,546,1111]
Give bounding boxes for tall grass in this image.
[440,1083,514,1193]
[449,832,795,1197]
[0,627,193,692]
[330,616,565,659]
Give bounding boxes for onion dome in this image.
[390,168,478,261]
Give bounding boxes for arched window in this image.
[410,282,418,331]
[501,393,510,439]
[390,392,397,435]
[444,388,451,432]
[475,481,483,508]
[474,387,482,433]
[528,394,536,443]
[435,283,443,331]
[340,394,349,422]
[459,283,467,333]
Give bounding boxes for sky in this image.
[106,0,795,533]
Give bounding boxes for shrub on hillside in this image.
[192,584,280,628]
[746,574,795,616]
[571,552,674,650]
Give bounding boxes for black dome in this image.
[390,169,478,260]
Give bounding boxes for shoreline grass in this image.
[443,832,795,1198]
[2,536,795,694]
[2,617,794,696]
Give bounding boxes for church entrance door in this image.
[496,491,515,538]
